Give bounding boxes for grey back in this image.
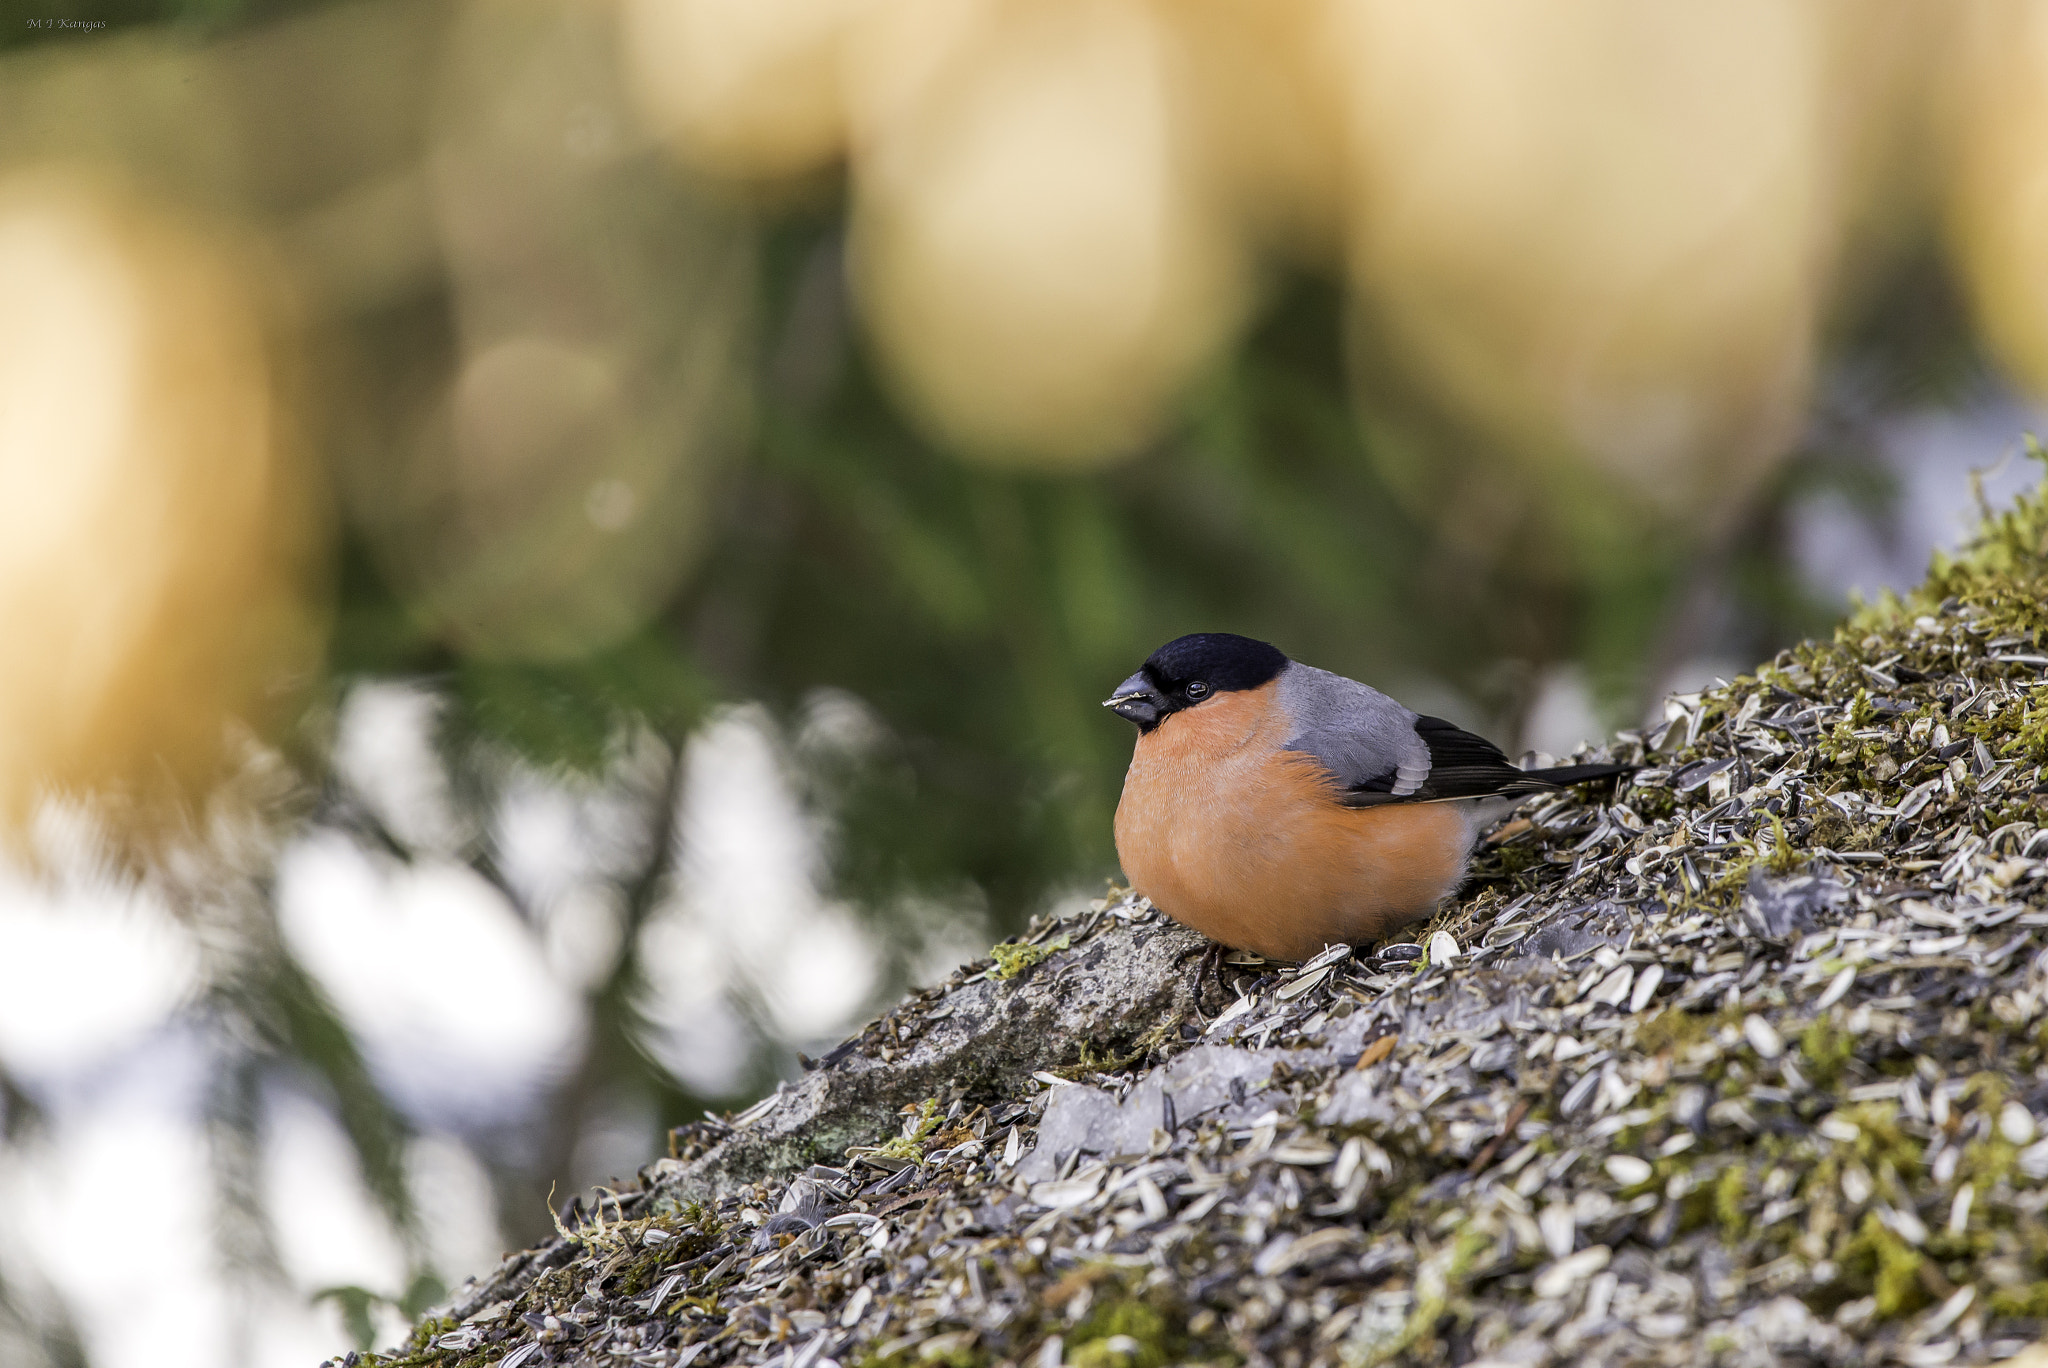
[1275,663,1432,796]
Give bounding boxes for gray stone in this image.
[651,915,1211,1202]
[1740,867,1847,941]
[1015,1043,1288,1180]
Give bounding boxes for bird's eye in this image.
[1185,680,1210,700]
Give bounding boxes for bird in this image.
[1104,632,1630,961]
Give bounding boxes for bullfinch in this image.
[1105,633,1628,961]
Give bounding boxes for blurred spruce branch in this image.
[0,1266,88,1368]
[527,736,686,1243]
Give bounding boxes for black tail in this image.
[1523,762,1635,788]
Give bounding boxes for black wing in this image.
[1337,716,1627,806]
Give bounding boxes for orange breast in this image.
[1112,682,1472,960]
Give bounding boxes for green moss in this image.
[1055,1024,1179,1080]
[923,1339,985,1368]
[1924,1214,1993,1270]
[1712,1165,1749,1239]
[1351,1223,1496,1367]
[1826,1102,1921,1189]
[870,1097,944,1162]
[1631,786,1678,822]
[1962,1071,2014,1114]
[1069,1297,1174,1368]
[1692,811,1808,892]
[374,1314,474,1368]
[1747,815,1801,875]
[1853,442,2048,649]
[1798,1018,1856,1088]
[2000,701,2048,763]
[409,1317,455,1349]
[1027,1267,1231,1368]
[1988,1282,2048,1319]
[1631,1004,1729,1057]
[990,934,1071,981]
[1961,1136,2021,1190]
[1808,802,1883,852]
[856,1333,988,1368]
[1837,1211,1932,1319]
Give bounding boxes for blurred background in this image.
[2,0,2048,1362]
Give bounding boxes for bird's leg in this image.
[1190,941,1229,1023]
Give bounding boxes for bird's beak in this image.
[1102,672,1163,727]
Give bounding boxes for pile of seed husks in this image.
[350,472,2048,1368]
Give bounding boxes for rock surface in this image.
[353,464,2048,1368]
[651,911,1213,1204]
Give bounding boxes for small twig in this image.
[1466,1098,1532,1175]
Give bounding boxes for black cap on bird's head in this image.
[1103,633,1289,732]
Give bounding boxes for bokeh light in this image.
[1948,3,2048,401]
[845,0,1251,466]
[0,169,321,825]
[618,0,853,181]
[1332,0,1838,542]
[373,0,755,663]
